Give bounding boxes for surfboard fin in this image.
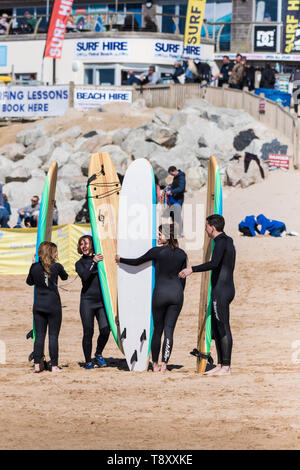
[28,351,34,362]
[130,350,138,364]
[120,328,126,340]
[140,329,146,342]
[26,329,33,340]
[190,348,214,365]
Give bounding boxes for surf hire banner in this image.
[184,0,206,46]
[282,0,300,54]
[44,0,74,59]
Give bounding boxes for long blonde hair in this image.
[38,241,57,275]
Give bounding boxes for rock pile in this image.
[0,98,288,225]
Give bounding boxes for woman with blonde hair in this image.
[26,241,68,373]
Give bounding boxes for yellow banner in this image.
[184,0,206,46]
[0,224,91,275]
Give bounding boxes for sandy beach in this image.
[0,167,299,450]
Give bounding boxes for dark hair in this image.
[223,55,229,60]
[206,214,225,232]
[77,235,94,255]
[168,166,177,173]
[159,224,179,250]
[149,65,155,71]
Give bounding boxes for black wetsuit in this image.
[120,246,187,364]
[26,262,68,366]
[192,232,235,366]
[75,255,110,363]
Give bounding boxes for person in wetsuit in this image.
[26,241,68,373]
[75,235,110,370]
[179,214,235,376]
[115,224,187,373]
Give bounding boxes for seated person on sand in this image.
[15,195,40,228]
[238,215,261,237]
[256,214,286,238]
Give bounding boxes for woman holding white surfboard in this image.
[75,235,110,370]
[116,224,187,373]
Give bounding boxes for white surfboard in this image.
[117,159,156,371]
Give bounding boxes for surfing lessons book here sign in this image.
[0,86,69,117]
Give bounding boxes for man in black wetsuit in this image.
[179,214,235,376]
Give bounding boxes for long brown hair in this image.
[77,235,94,255]
[159,224,179,250]
[38,241,57,275]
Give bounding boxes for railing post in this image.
[69,81,75,108]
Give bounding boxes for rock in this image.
[198,136,208,148]
[16,127,45,147]
[111,128,131,146]
[0,157,14,181]
[56,200,83,224]
[83,130,98,138]
[58,163,83,180]
[152,109,171,127]
[260,139,288,161]
[31,168,46,179]
[56,180,72,201]
[15,154,42,170]
[3,178,44,209]
[185,166,207,190]
[233,129,259,151]
[0,143,26,161]
[146,127,177,148]
[130,99,146,109]
[98,145,131,173]
[121,127,147,154]
[225,157,267,188]
[76,133,113,153]
[168,112,190,131]
[5,166,32,183]
[69,152,89,171]
[45,142,73,168]
[60,125,82,139]
[225,160,243,187]
[26,138,59,164]
[70,182,87,201]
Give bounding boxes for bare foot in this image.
[51,366,62,374]
[203,364,222,376]
[152,362,161,372]
[213,366,231,376]
[160,362,167,373]
[34,364,40,373]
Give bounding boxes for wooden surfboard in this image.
[28,161,58,356]
[197,156,222,373]
[87,152,122,350]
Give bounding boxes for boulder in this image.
[185,166,207,191]
[60,125,82,139]
[15,154,42,170]
[75,133,113,153]
[26,138,59,164]
[56,200,83,224]
[16,127,45,147]
[146,127,177,148]
[0,157,14,181]
[5,166,32,183]
[45,142,73,168]
[0,143,26,161]
[121,127,147,154]
[97,145,131,174]
[3,177,44,209]
[58,163,83,180]
[168,111,190,131]
[152,109,171,127]
[111,128,131,146]
[70,182,87,201]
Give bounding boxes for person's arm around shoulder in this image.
[56,263,68,281]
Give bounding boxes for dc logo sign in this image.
[257,31,275,48]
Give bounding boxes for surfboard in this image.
[27,161,58,357]
[87,152,122,350]
[117,159,156,371]
[197,156,222,374]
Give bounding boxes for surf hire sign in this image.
[44,0,73,59]
[184,0,206,46]
[282,0,300,53]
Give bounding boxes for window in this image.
[96,68,115,85]
[256,0,278,22]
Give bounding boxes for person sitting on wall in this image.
[142,15,157,32]
[121,14,139,31]
[15,195,40,228]
[139,65,160,85]
[171,61,185,84]
[126,70,142,86]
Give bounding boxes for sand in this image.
[0,167,299,450]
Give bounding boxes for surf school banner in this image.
[0,224,90,275]
[184,0,206,46]
[0,86,69,117]
[282,0,300,54]
[74,87,132,109]
[44,0,74,59]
